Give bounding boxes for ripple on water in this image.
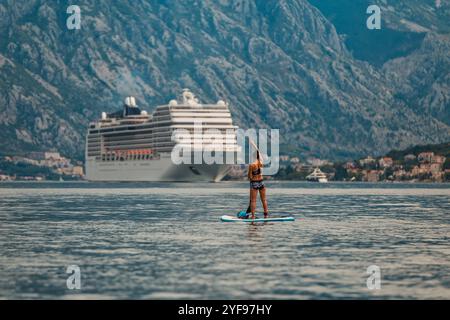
[0,182,449,299]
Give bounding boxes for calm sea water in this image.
[0,181,449,299]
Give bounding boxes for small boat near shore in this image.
[306,168,328,183]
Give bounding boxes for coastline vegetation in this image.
[273,142,450,183]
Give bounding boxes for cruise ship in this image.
[85,89,240,182]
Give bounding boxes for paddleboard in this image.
[220,215,295,223]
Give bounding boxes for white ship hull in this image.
[86,153,232,182]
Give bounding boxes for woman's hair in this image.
[256,151,263,167]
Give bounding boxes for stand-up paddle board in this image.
[220,215,295,223]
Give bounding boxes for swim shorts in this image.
[250,180,265,190]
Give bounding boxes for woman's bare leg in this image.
[259,188,269,218]
[250,189,258,219]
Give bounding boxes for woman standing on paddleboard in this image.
[247,151,269,219]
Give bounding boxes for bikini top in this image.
[252,166,262,176]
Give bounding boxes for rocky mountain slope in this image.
[309,0,450,137]
[0,0,449,160]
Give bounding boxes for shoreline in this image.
[1,179,450,185]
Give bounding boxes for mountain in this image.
[308,0,450,126]
[0,0,449,160]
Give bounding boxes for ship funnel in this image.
[181,89,199,106]
[101,112,107,120]
[125,96,137,107]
